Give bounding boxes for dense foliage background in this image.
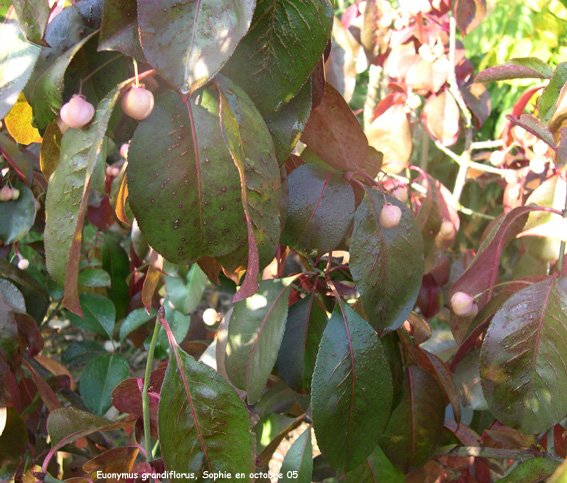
[1,0,567,481]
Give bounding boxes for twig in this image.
[142,320,161,462]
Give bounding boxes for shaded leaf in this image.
[341,444,404,483]
[222,0,333,113]
[102,233,130,320]
[61,340,107,366]
[453,348,488,410]
[379,366,445,473]
[226,277,294,404]
[119,308,157,341]
[215,75,282,300]
[158,343,255,481]
[127,91,247,265]
[0,181,36,244]
[481,278,567,434]
[475,58,554,84]
[0,407,27,466]
[350,189,424,333]
[0,294,18,360]
[0,6,41,119]
[279,427,313,483]
[454,0,486,35]
[138,0,254,94]
[77,269,111,288]
[496,457,560,483]
[276,292,327,394]
[0,131,34,184]
[99,0,145,61]
[281,163,355,257]
[68,293,115,339]
[83,446,139,477]
[80,354,130,415]
[39,121,62,179]
[312,300,393,473]
[165,265,207,315]
[462,82,491,129]
[301,83,369,173]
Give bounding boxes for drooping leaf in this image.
[165,264,207,315]
[226,277,294,404]
[158,344,255,482]
[68,293,115,339]
[127,91,247,265]
[44,81,129,315]
[378,366,445,473]
[454,0,486,35]
[311,300,393,473]
[222,0,333,114]
[263,80,312,165]
[481,278,567,434]
[538,63,567,126]
[99,0,145,61]
[215,75,282,300]
[0,6,41,119]
[275,292,327,394]
[475,58,554,84]
[101,233,130,320]
[281,163,355,257]
[423,90,460,146]
[119,308,157,342]
[279,427,313,483]
[301,83,369,173]
[138,0,255,94]
[80,354,130,415]
[350,189,424,333]
[61,340,107,366]
[10,0,50,46]
[0,181,36,244]
[341,444,404,483]
[506,113,556,148]
[4,93,42,144]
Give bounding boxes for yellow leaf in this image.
[4,93,42,145]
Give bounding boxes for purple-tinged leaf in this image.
[275,291,327,394]
[98,0,144,61]
[454,0,486,35]
[423,90,460,146]
[555,127,567,168]
[461,82,491,129]
[138,0,255,94]
[301,83,370,173]
[481,277,567,434]
[506,114,556,148]
[221,0,333,114]
[226,277,294,404]
[453,348,488,410]
[538,63,567,126]
[475,58,553,83]
[281,163,355,257]
[350,189,424,333]
[11,0,50,46]
[127,91,247,266]
[378,366,445,473]
[279,427,313,483]
[311,299,393,473]
[0,407,27,466]
[158,326,255,481]
[215,75,281,301]
[341,444,404,483]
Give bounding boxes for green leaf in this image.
[378,366,445,473]
[263,80,312,165]
[475,57,554,83]
[127,91,247,265]
[158,345,255,481]
[99,0,145,61]
[68,293,115,339]
[226,277,294,404]
[61,340,107,366]
[138,0,255,94]
[119,308,157,342]
[496,457,560,482]
[281,163,355,257]
[77,268,111,288]
[341,445,404,483]
[0,6,41,119]
[80,354,130,415]
[481,278,567,434]
[11,0,50,46]
[453,348,488,410]
[311,300,393,473]
[215,74,282,299]
[538,63,567,126]
[275,293,327,394]
[279,427,313,483]
[44,81,128,315]
[165,265,208,315]
[101,233,130,320]
[0,181,36,244]
[222,0,333,114]
[0,294,18,360]
[350,190,424,333]
[0,407,28,466]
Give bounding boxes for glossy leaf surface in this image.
[11,0,50,45]
[159,345,255,481]
[138,0,255,94]
[341,444,404,483]
[99,0,144,60]
[350,190,424,332]
[127,91,247,265]
[379,366,445,473]
[279,427,313,483]
[222,0,333,113]
[481,278,567,434]
[282,163,355,257]
[312,300,393,473]
[68,293,115,339]
[226,278,293,404]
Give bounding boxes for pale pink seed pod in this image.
[380,203,402,229]
[121,86,155,120]
[60,95,95,129]
[450,292,475,317]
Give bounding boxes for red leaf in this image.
[423,90,460,146]
[455,0,487,35]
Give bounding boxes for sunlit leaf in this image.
[4,93,42,144]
